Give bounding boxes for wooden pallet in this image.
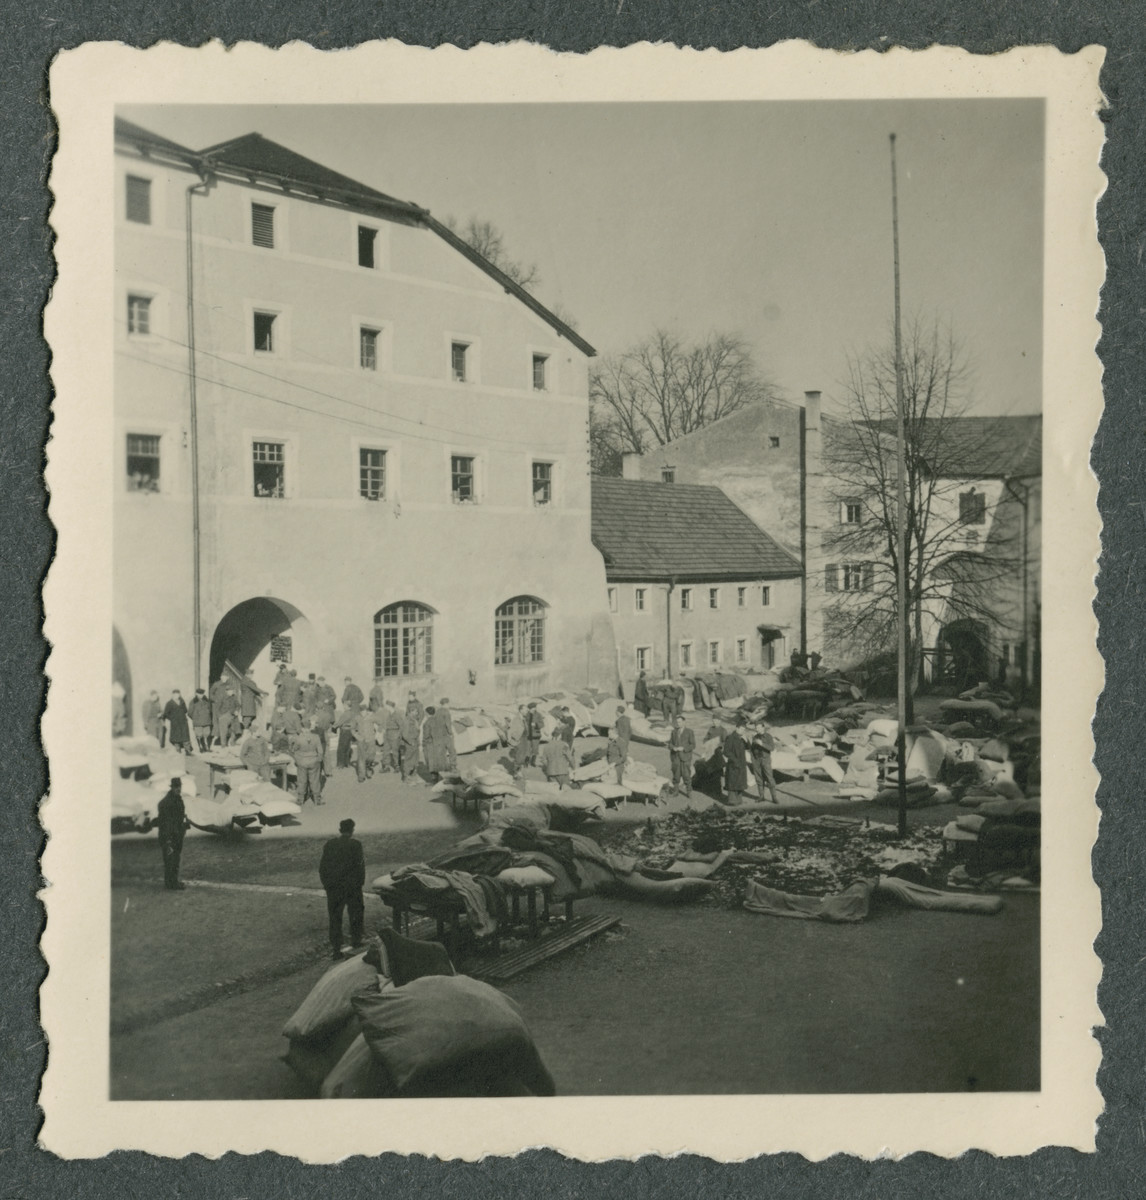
[468,915,621,982]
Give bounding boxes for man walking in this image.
[613,704,632,784]
[292,719,325,806]
[749,721,780,804]
[669,715,696,797]
[319,819,366,961]
[156,776,189,890]
[541,735,574,789]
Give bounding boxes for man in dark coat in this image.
[368,677,386,712]
[438,698,457,770]
[668,715,696,796]
[333,706,356,769]
[156,777,189,890]
[292,720,325,805]
[162,690,192,754]
[188,688,212,752]
[633,671,650,718]
[319,818,366,960]
[380,700,401,773]
[723,723,749,805]
[215,684,240,747]
[342,676,364,710]
[522,702,543,767]
[315,675,337,710]
[240,724,272,781]
[613,705,632,784]
[352,706,379,783]
[557,706,576,747]
[398,710,422,782]
[240,669,263,729]
[749,722,780,803]
[405,690,425,725]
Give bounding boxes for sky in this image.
[122,100,1044,417]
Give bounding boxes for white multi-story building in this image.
[113,118,618,728]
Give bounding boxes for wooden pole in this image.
[890,133,909,839]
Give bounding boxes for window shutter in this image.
[862,563,874,591]
[824,564,838,593]
[251,204,275,248]
[358,225,376,268]
[126,176,151,224]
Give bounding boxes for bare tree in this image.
[445,216,541,291]
[590,329,778,472]
[821,316,1019,694]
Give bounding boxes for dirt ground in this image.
[110,708,1040,1099]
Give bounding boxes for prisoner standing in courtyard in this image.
[669,715,696,796]
[156,776,189,891]
[749,720,780,804]
[613,704,632,784]
[292,719,325,805]
[319,818,366,960]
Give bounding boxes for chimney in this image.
[621,451,642,481]
[802,390,824,656]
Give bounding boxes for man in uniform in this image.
[668,715,696,796]
[342,676,364,710]
[280,668,303,712]
[156,776,189,890]
[292,718,325,806]
[319,819,366,960]
[749,721,780,804]
[352,705,380,783]
[557,706,577,747]
[240,668,263,730]
[368,677,386,712]
[613,704,632,784]
[215,683,240,747]
[299,672,318,717]
[209,675,230,746]
[398,708,422,783]
[188,688,212,752]
[634,670,650,718]
[142,689,163,742]
[541,735,574,789]
[240,722,272,782]
[380,700,402,773]
[521,701,543,767]
[437,698,457,771]
[405,690,424,725]
[315,675,337,710]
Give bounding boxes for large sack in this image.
[282,952,382,1043]
[613,872,716,902]
[282,1016,362,1092]
[581,781,632,802]
[351,975,556,1097]
[377,926,456,988]
[485,802,551,834]
[319,1033,395,1099]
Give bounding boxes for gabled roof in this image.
[114,119,596,357]
[591,477,803,582]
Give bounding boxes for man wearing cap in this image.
[142,689,163,742]
[315,675,337,711]
[156,777,190,890]
[522,701,543,768]
[380,700,401,773]
[613,704,632,784]
[437,698,457,770]
[292,718,325,806]
[398,707,422,783]
[300,672,318,716]
[405,690,424,725]
[723,721,750,806]
[634,670,650,718]
[342,676,364,710]
[240,668,263,730]
[352,705,379,784]
[669,715,696,796]
[368,677,386,712]
[188,688,212,752]
[215,683,240,747]
[240,722,272,782]
[749,720,780,804]
[319,819,366,960]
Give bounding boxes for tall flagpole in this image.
[890,133,909,839]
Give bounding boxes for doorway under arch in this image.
[758,626,785,671]
[937,619,990,691]
[209,597,312,697]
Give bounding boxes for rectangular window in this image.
[252,441,285,499]
[661,468,675,484]
[634,587,647,612]
[359,448,386,501]
[709,587,720,609]
[532,461,553,506]
[126,294,151,335]
[736,638,747,663]
[708,640,721,665]
[680,588,693,611]
[636,646,652,672]
[532,353,548,391]
[451,342,469,383]
[842,500,863,524]
[451,455,475,502]
[840,562,873,592]
[360,327,379,370]
[253,311,276,353]
[680,641,693,669]
[960,491,987,525]
[607,587,618,613]
[769,436,780,449]
[126,433,160,492]
[737,586,747,607]
[125,175,151,224]
[358,225,377,268]
[761,585,771,606]
[251,203,275,249]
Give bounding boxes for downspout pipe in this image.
[666,576,676,679]
[185,163,213,691]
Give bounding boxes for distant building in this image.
[590,477,802,696]
[113,118,618,729]
[622,393,1042,692]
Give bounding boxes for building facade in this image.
[590,477,802,697]
[114,119,618,728]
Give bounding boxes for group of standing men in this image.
[633,671,686,722]
[140,670,263,755]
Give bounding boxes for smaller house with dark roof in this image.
[591,477,803,694]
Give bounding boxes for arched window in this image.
[494,596,547,666]
[374,602,434,678]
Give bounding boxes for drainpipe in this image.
[666,577,675,679]
[185,164,213,690]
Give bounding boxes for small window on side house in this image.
[251,203,275,249]
[359,448,386,501]
[680,642,693,669]
[360,327,379,370]
[126,434,160,492]
[253,311,276,353]
[709,587,720,609]
[842,500,863,524]
[532,461,553,506]
[680,588,693,611]
[451,342,469,383]
[737,586,747,607]
[636,646,651,671]
[607,587,618,613]
[708,640,721,665]
[736,638,747,663]
[127,294,151,335]
[125,176,151,224]
[451,455,475,502]
[960,490,986,525]
[761,586,771,606]
[769,436,780,449]
[358,226,377,268]
[532,354,548,391]
[661,468,675,484]
[252,441,286,499]
[634,588,647,612]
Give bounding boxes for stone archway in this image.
[209,597,312,699]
